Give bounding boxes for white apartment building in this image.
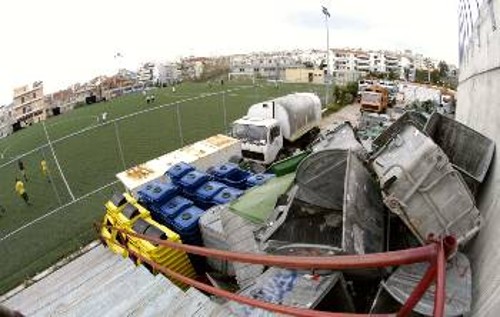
[157,63,181,85]
[229,52,301,79]
[229,49,441,82]
[0,104,14,139]
[329,49,413,78]
[137,62,157,84]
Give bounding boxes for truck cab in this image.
[360,85,389,113]
[232,117,283,165]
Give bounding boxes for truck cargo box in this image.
[246,93,321,142]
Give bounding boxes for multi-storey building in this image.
[229,48,433,82]
[157,63,182,85]
[229,52,301,80]
[0,104,14,138]
[137,62,157,84]
[12,81,46,127]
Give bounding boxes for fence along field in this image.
[0,81,326,294]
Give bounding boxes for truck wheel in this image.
[276,150,289,162]
[249,162,266,174]
[228,155,243,164]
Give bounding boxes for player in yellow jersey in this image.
[41,159,50,182]
[15,178,31,206]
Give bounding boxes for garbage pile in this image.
[356,112,392,152]
[204,111,494,316]
[399,84,442,105]
[406,99,439,115]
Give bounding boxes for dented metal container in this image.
[371,252,471,316]
[372,111,428,151]
[259,149,386,258]
[220,206,265,289]
[199,205,236,276]
[312,122,367,158]
[424,112,495,195]
[371,124,482,245]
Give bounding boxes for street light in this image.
[322,6,331,107]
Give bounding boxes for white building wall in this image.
[456,0,500,316]
[0,104,14,139]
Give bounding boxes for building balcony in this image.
[356,60,370,65]
[356,54,370,60]
[385,55,399,61]
[356,65,370,70]
[15,107,45,122]
[13,85,42,99]
[386,65,401,71]
[13,96,43,109]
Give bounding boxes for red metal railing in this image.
[107,226,456,317]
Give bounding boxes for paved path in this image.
[321,103,361,129]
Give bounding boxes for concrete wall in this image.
[284,68,325,84]
[456,0,500,316]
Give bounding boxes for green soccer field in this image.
[0,80,327,294]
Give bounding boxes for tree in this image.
[387,69,399,80]
[333,82,358,107]
[430,69,440,84]
[415,69,428,83]
[367,71,384,79]
[438,61,449,79]
[423,58,433,71]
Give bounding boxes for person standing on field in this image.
[18,160,28,182]
[15,178,31,206]
[41,159,50,182]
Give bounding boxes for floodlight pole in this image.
[323,7,331,107]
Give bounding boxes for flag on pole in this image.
[322,6,330,18]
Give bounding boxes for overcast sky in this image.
[0,0,458,104]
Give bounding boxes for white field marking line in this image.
[114,121,127,170]
[0,124,51,160]
[0,86,252,170]
[0,145,11,159]
[0,143,50,169]
[42,122,75,201]
[0,180,120,243]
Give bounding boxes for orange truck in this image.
[360,85,389,113]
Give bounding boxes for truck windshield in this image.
[361,92,381,105]
[233,124,268,144]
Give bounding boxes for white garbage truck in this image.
[232,93,322,165]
